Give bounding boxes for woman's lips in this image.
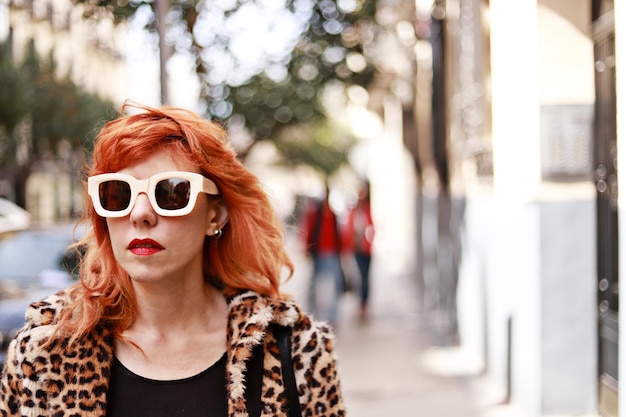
[128,238,164,256]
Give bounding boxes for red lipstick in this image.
[128,238,164,256]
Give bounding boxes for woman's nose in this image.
[129,193,158,225]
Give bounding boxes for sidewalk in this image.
[333,271,509,417]
[334,291,524,417]
[283,219,600,417]
[283,231,520,417]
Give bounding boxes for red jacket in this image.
[343,201,374,255]
[302,199,342,256]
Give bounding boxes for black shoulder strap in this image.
[245,342,264,417]
[273,325,303,417]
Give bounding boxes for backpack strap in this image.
[273,324,303,417]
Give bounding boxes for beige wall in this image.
[8,0,129,106]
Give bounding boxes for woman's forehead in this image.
[116,148,197,176]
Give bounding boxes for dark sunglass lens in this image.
[99,180,132,211]
[155,179,191,210]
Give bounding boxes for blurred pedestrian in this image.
[0,101,345,417]
[344,181,375,321]
[302,185,344,328]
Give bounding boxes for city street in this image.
[333,273,515,417]
[283,231,521,417]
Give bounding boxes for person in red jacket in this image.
[344,181,375,321]
[302,186,343,328]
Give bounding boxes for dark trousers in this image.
[354,251,371,306]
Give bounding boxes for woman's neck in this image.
[115,281,229,380]
[132,279,225,328]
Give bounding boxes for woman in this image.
[0,102,345,416]
[343,182,374,322]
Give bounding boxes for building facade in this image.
[4,0,129,104]
[1,0,130,225]
[369,0,622,416]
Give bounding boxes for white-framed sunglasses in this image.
[88,171,220,218]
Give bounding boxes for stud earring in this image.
[214,229,223,239]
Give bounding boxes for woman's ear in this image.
[206,199,230,236]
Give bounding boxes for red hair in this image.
[58,101,294,340]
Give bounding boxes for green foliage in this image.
[224,74,325,142]
[0,40,34,138]
[206,0,378,140]
[0,38,115,167]
[274,122,355,177]
[69,0,378,176]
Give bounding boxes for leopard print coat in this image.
[0,290,345,417]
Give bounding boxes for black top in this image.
[107,344,264,417]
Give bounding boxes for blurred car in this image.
[0,224,85,368]
[0,198,31,234]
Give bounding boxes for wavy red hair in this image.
[58,101,294,341]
